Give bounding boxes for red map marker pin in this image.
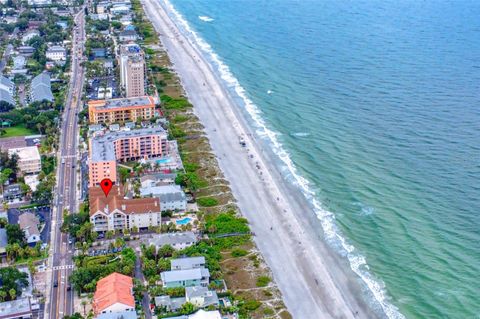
[100,178,113,197]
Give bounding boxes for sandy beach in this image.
[142,0,383,318]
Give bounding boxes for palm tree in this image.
[8,288,16,301]
[28,261,36,290]
[81,300,88,315]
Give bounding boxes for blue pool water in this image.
[156,158,171,164]
[175,217,192,225]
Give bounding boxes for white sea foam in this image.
[162,1,405,318]
[198,15,214,22]
[291,132,311,137]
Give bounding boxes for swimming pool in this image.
[156,158,171,164]
[176,217,192,225]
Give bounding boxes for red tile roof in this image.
[92,272,135,314]
[89,185,160,216]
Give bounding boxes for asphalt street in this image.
[44,6,86,319]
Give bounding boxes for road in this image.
[135,257,152,319]
[44,6,86,319]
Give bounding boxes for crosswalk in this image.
[52,265,75,270]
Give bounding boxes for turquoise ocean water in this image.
[165,0,480,318]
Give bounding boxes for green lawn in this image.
[0,125,36,138]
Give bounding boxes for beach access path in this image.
[142,0,382,318]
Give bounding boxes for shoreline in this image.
[142,0,384,318]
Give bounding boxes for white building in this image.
[0,75,15,105]
[185,286,219,308]
[27,0,52,6]
[148,232,197,251]
[140,184,187,212]
[46,45,67,61]
[30,72,54,103]
[18,213,41,245]
[21,29,40,44]
[0,298,33,319]
[8,146,41,174]
[171,256,206,271]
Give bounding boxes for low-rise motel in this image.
[88,96,156,124]
[88,126,168,187]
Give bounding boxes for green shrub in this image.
[264,307,275,315]
[231,249,248,257]
[161,95,192,110]
[197,197,218,207]
[256,276,271,287]
[172,114,188,123]
[242,299,261,311]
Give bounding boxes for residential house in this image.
[46,45,67,61]
[91,48,107,59]
[118,15,132,26]
[27,0,52,6]
[21,29,40,44]
[160,268,210,288]
[154,286,218,312]
[0,75,15,105]
[92,272,136,315]
[89,186,162,232]
[110,4,130,15]
[160,310,222,319]
[154,295,184,312]
[18,212,41,246]
[0,298,33,319]
[96,311,137,319]
[96,1,110,14]
[17,46,35,57]
[140,184,187,212]
[8,146,42,174]
[161,257,209,288]
[149,232,198,251]
[140,173,177,187]
[12,55,26,70]
[91,13,110,21]
[118,29,138,42]
[56,21,68,30]
[171,257,206,271]
[30,72,54,103]
[185,286,219,308]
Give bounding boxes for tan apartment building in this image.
[119,44,145,98]
[88,96,155,124]
[88,127,169,187]
[89,186,161,232]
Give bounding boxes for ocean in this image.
[165,0,480,318]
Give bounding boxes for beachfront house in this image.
[149,232,197,251]
[171,256,206,270]
[160,268,210,288]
